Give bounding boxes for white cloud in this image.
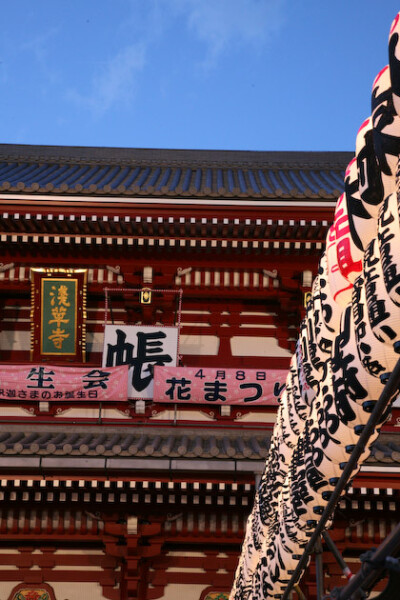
[68,43,146,117]
[171,0,286,66]
[66,0,285,116]
[18,27,61,85]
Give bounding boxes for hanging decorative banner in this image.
[0,364,128,402]
[203,593,229,600]
[7,583,56,600]
[8,587,52,600]
[153,366,287,405]
[31,268,87,362]
[103,325,179,399]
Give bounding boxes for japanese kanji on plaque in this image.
[102,325,179,399]
[153,366,287,405]
[31,268,87,362]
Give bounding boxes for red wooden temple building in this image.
[0,143,399,600]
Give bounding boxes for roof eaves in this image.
[0,143,354,170]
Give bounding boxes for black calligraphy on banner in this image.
[154,367,287,405]
[0,364,128,402]
[103,325,179,399]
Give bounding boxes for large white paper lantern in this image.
[372,69,400,185]
[308,272,337,368]
[230,494,269,600]
[378,191,400,307]
[299,319,322,390]
[389,13,400,116]
[306,276,328,371]
[288,454,332,522]
[363,236,400,347]
[326,226,354,306]
[353,274,399,375]
[285,364,308,434]
[344,157,378,250]
[355,117,385,217]
[257,437,291,524]
[333,193,363,282]
[292,341,316,409]
[331,305,387,403]
[230,15,400,598]
[371,64,399,206]
[316,252,343,346]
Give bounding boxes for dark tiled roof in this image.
[0,144,352,200]
[0,426,398,467]
[0,426,270,461]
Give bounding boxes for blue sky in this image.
[1,1,400,152]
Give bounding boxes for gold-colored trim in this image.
[81,268,87,362]
[30,268,88,361]
[30,268,87,275]
[40,277,78,356]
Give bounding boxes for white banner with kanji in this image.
[153,366,287,405]
[102,325,179,399]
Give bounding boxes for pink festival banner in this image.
[153,366,288,405]
[0,364,129,402]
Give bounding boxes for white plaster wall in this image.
[0,582,17,600]
[0,330,29,351]
[180,335,219,356]
[158,583,209,600]
[51,582,108,600]
[230,336,291,357]
[55,407,130,419]
[236,412,276,423]
[0,330,104,355]
[150,409,215,421]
